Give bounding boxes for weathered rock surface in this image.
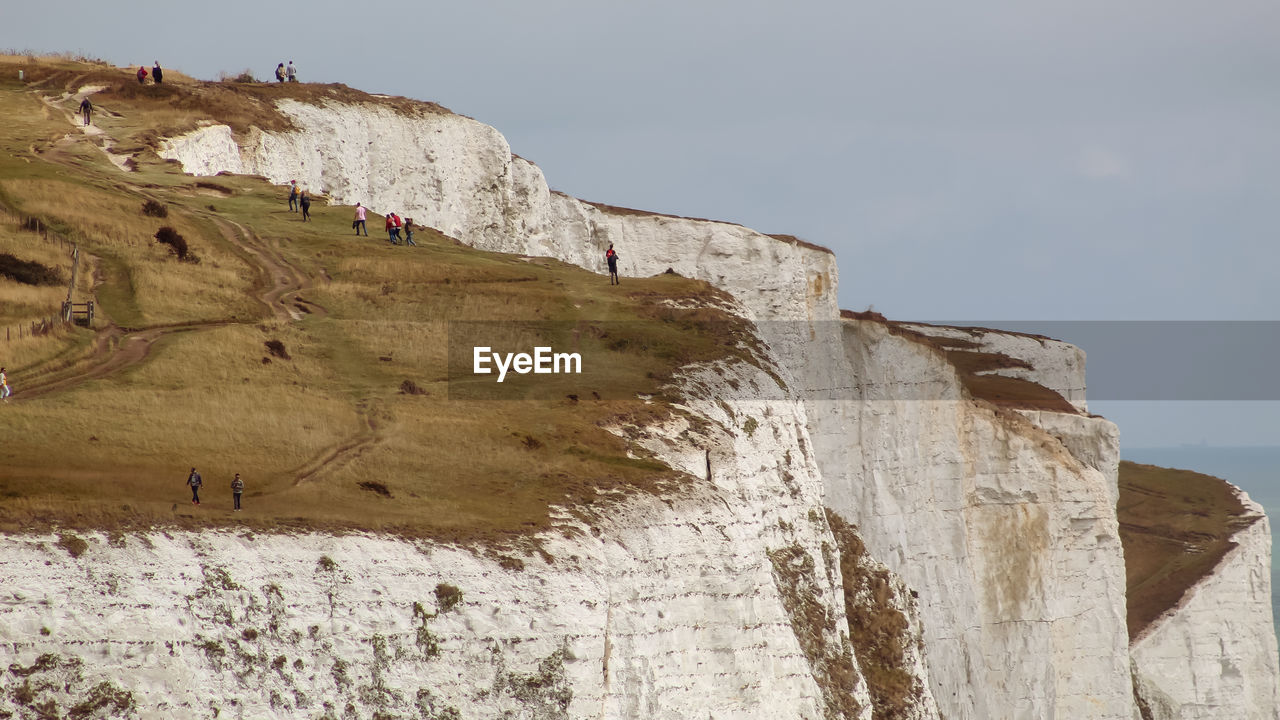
[132,92,1280,719]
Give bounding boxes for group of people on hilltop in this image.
[350,202,414,245]
[186,468,244,511]
[287,186,623,279]
[136,62,163,84]
[274,61,298,83]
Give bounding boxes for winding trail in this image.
[10,97,378,481]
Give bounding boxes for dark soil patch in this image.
[357,481,393,498]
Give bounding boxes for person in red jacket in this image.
[136,66,148,84]
[386,213,402,244]
[605,243,620,285]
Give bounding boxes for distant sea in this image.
[1122,446,1280,646]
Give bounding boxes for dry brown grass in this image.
[0,179,258,326]
[1118,460,1261,638]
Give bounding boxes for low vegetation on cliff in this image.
[1117,460,1262,638]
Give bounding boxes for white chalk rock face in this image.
[0,362,878,720]
[1131,494,1280,720]
[831,319,1134,720]
[152,94,1280,720]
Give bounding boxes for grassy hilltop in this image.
[0,55,759,544]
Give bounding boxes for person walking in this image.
[605,243,620,285]
[79,97,92,126]
[353,203,368,236]
[299,190,312,222]
[0,367,11,401]
[136,66,148,84]
[275,63,286,82]
[152,62,164,84]
[386,213,401,244]
[403,217,417,246]
[288,180,299,212]
[286,61,297,83]
[231,473,244,511]
[186,467,203,505]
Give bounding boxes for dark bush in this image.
[435,583,464,614]
[264,339,290,360]
[399,379,426,395]
[154,226,188,260]
[0,253,62,286]
[141,199,168,218]
[357,481,392,498]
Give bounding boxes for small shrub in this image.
[242,628,259,641]
[0,253,62,286]
[264,339,291,360]
[399,379,426,395]
[434,583,463,614]
[57,533,89,558]
[141,199,168,218]
[743,416,759,437]
[221,69,257,83]
[154,226,188,260]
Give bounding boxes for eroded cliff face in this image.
[142,96,1280,719]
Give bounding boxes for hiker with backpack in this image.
[299,190,312,222]
[186,467,203,505]
[605,243,620,285]
[79,97,92,126]
[275,63,286,82]
[288,181,299,212]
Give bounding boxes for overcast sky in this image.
[5,1,1278,446]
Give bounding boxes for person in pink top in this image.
[353,203,368,236]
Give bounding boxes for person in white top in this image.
[0,367,10,400]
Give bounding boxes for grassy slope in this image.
[1118,460,1261,638]
[0,56,760,547]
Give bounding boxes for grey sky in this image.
[5,0,1278,446]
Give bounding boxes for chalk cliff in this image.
[26,91,1263,719]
